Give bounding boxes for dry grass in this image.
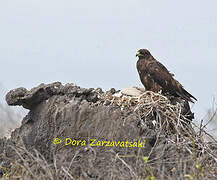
[99,91,193,135]
[205,106,217,137]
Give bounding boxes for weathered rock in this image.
[1,82,216,179]
[7,84,156,162]
[6,82,63,109]
[5,82,99,110]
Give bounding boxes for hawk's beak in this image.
[136,51,140,57]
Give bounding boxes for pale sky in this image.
[0,0,217,124]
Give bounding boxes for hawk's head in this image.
[136,49,151,59]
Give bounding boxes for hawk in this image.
[136,49,197,103]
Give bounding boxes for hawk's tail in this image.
[179,88,197,103]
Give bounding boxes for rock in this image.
[106,87,118,95]
[7,84,154,162]
[5,82,99,110]
[5,82,63,110]
[2,82,215,179]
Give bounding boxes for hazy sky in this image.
[0,0,217,123]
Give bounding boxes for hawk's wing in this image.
[146,60,197,102]
[146,61,177,91]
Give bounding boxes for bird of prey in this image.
[136,49,197,103]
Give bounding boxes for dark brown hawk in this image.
[136,49,197,103]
